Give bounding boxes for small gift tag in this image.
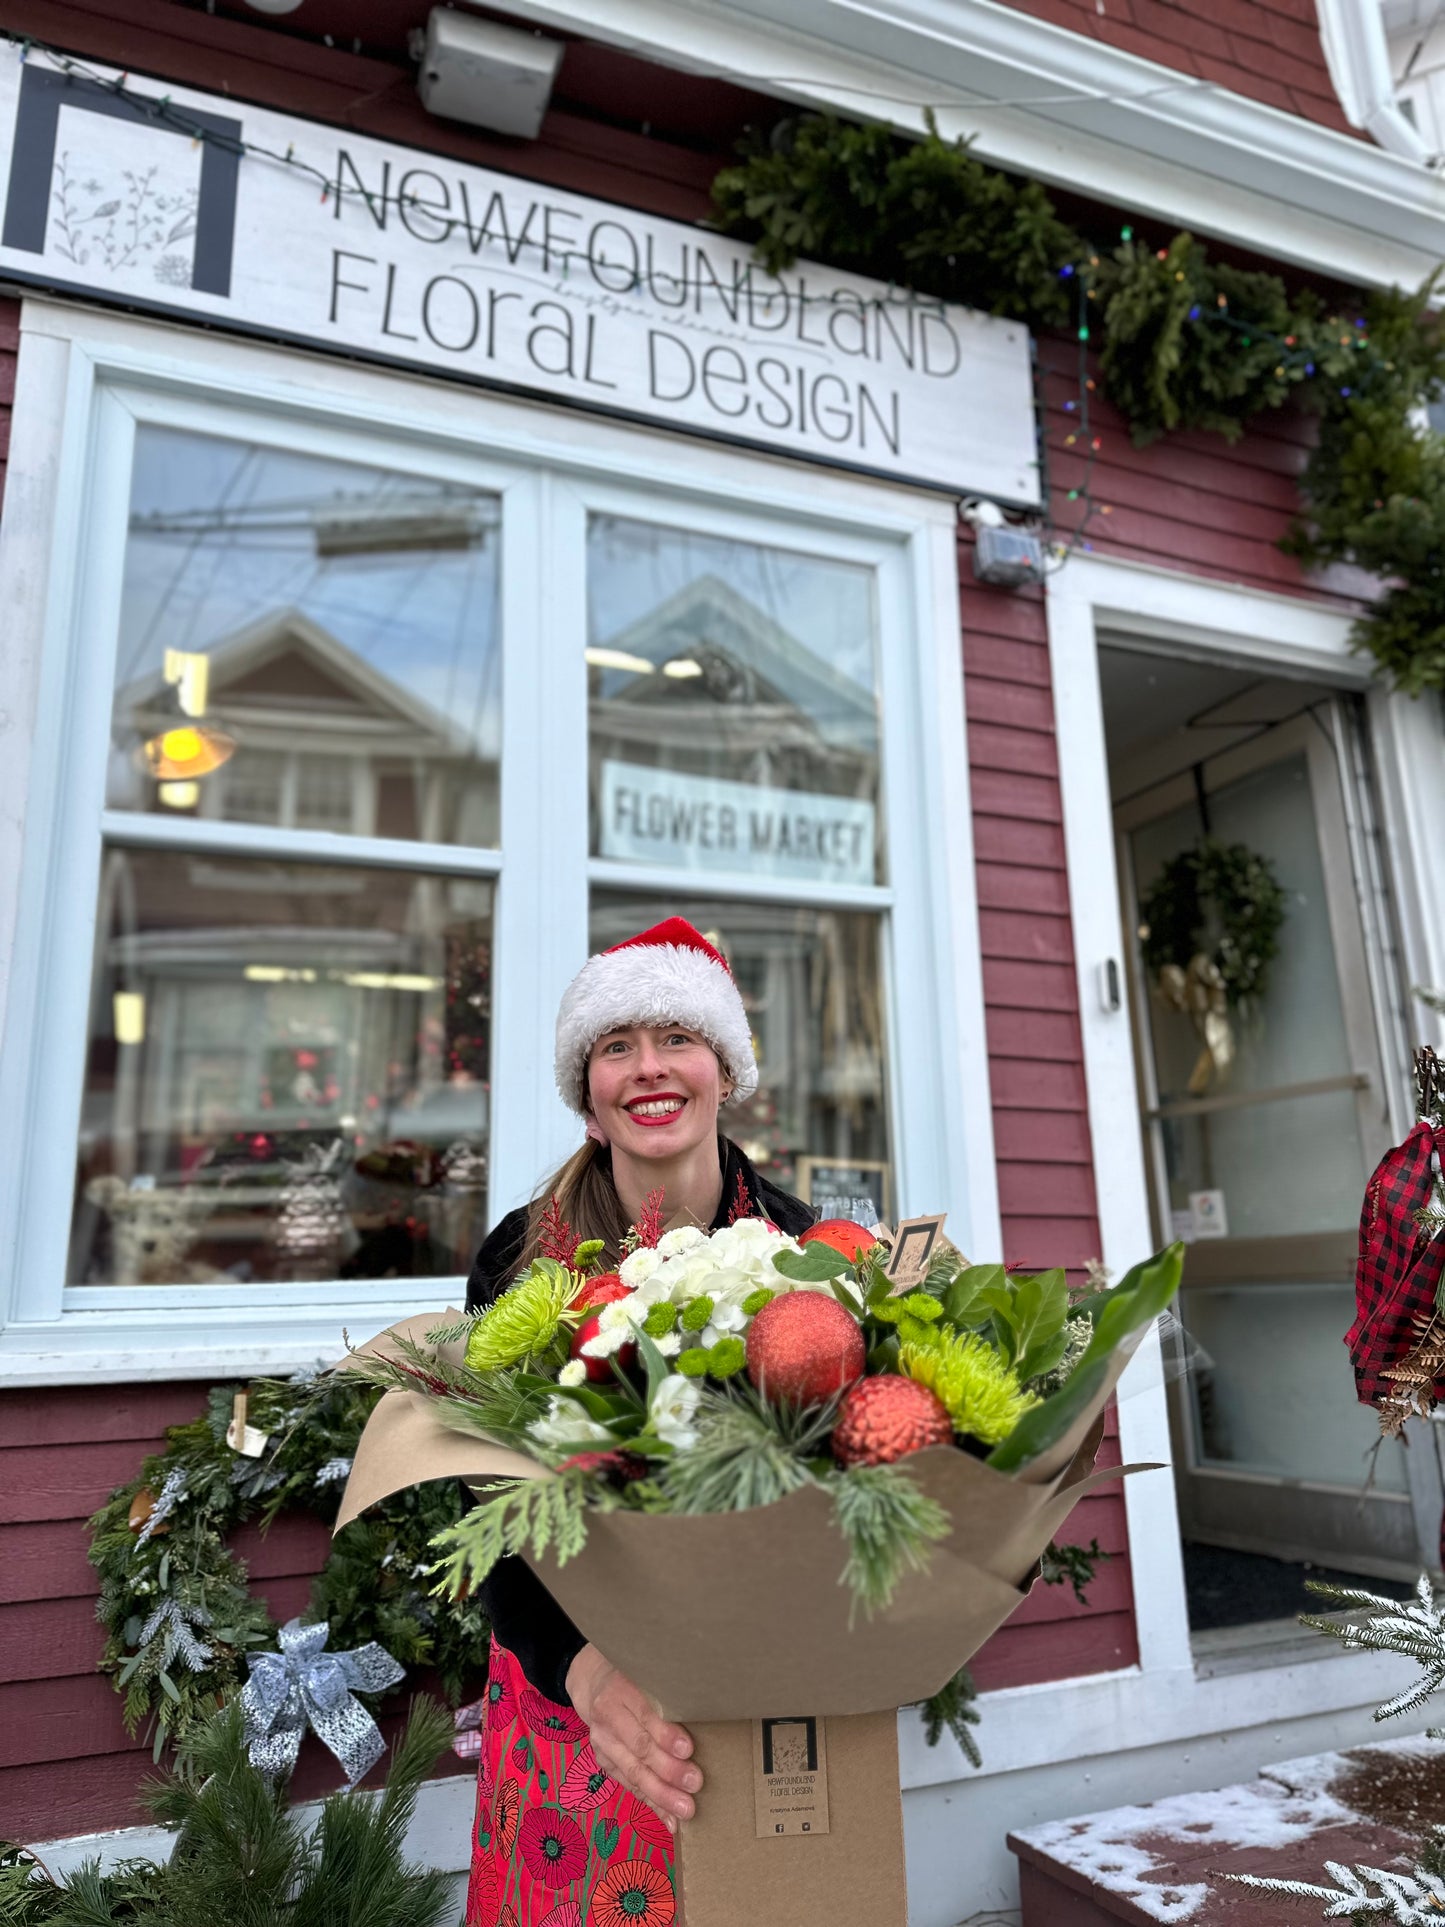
[226,1392,270,1458]
[753,1716,829,1837]
[884,1213,947,1292]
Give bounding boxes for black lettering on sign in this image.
[396,167,452,244]
[333,150,389,231]
[421,275,479,353]
[921,310,962,378]
[587,218,640,293]
[701,345,748,419]
[649,330,695,403]
[381,262,417,342]
[755,358,793,431]
[486,288,521,359]
[329,248,374,325]
[582,314,616,390]
[526,299,575,377]
[455,186,540,262]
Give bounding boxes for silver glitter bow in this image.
[239,1617,404,1785]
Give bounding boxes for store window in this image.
[0,321,983,1363]
[77,425,500,1286]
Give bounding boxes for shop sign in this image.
[0,51,1040,502]
[599,760,876,886]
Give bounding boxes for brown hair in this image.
[514,1140,633,1276]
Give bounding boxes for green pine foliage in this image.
[0,1701,454,1927]
[88,1373,489,1753]
[916,1665,982,1768]
[429,1470,591,1597]
[831,1462,952,1617]
[710,116,1445,694]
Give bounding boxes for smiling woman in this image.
[458,915,817,1927]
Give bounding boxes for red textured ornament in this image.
[831,1376,954,1468]
[746,1292,865,1406]
[799,1218,876,1263]
[571,1272,629,1313]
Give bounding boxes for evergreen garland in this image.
[87,1373,489,1757]
[711,116,1445,693]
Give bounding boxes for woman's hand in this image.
[565,1644,701,1827]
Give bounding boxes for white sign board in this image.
[0,51,1041,502]
[599,760,876,886]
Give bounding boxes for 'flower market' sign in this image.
[0,48,1041,502]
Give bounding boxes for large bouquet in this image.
[337,1207,1182,1713]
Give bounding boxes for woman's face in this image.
[586,1024,729,1161]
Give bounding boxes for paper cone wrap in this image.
[334,1318,1160,1722]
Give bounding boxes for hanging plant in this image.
[87,1372,490,1757]
[710,117,1445,693]
[1139,840,1288,1006]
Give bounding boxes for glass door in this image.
[1114,684,1419,1593]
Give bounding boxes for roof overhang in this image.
[486,0,1445,288]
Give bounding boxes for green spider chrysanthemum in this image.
[464,1260,575,1373]
[899,1329,1039,1446]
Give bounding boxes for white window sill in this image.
[0,1286,454,1385]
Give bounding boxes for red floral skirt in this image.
[466,1639,676,1927]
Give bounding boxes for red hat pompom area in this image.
[554,917,758,1116]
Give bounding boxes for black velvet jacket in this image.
[464,1138,814,1702]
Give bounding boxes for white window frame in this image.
[0,299,1000,1383]
[895,552,1445,1789]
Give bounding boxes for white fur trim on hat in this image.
[555,933,758,1116]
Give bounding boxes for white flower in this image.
[701,1299,747,1349]
[557,1359,587,1387]
[581,1297,646,1356]
[657,1224,707,1257]
[654,1330,682,1357]
[650,1374,701,1449]
[528,1397,612,1448]
[619,1246,661,1287]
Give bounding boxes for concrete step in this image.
[1008,1734,1445,1924]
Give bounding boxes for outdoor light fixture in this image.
[413,9,564,139]
[142,722,236,781]
[585,646,655,674]
[662,658,705,679]
[972,523,1045,587]
[113,991,146,1046]
[157,780,201,811]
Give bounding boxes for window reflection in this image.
[109,428,502,848]
[590,894,891,1220]
[587,517,883,886]
[71,850,492,1284]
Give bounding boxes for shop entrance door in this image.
[1102,647,1423,1598]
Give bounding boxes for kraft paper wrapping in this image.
[334,1319,1160,1723]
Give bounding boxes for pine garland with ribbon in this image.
[87,1372,490,1759]
[711,115,1445,693]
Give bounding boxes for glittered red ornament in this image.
[571,1272,629,1313]
[798,1218,876,1263]
[831,1376,954,1468]
[554,1448,649,1486]
[746,1291,865,1406]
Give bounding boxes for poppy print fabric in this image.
[466,1640,676,1927]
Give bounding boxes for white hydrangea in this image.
[619,1246,661,1288]
[656,1224,708,1258]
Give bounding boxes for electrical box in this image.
[415,10,563,140]
[972,524,1045,586]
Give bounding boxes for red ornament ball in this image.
[798,1218,876,1263]
[571,1272,629,1313]
[746,1291,865,1406]
[831,1376,954,1469]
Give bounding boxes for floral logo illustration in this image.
[50,151,199,286]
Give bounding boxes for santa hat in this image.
[555,917,758,1117]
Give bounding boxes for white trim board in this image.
[0,298,999,1381]
[489,0,1445,289]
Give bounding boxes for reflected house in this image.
[590,571,878,810]
[590,573,887,1199]
[115,605,499,846]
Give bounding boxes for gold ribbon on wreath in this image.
[1157,952,1234,1095]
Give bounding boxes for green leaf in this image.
[157,1669,182,1705]
[943,1263,1006,1327]
[633,1327,672,1408]
[1016,1326,1073,1386]
[828,1277,865,1315]
[773,1244,850,1282]
[986,1244,1184,1471]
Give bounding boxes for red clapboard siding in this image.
[960,548,1136,1691]
[987,0,1357,138]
